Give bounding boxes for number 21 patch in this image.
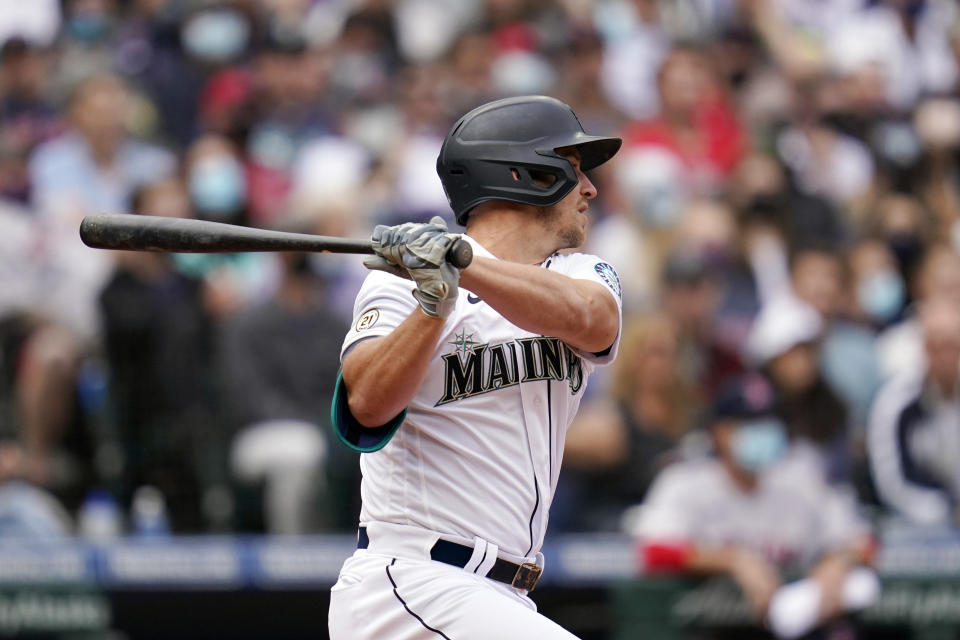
[355,308,380,331]
[594,262,621,300]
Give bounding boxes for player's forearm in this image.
[459,256,618,352]
[342,310,445,427]
[687,546,749,574]
[643,541,758,576]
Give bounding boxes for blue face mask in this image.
[730,419,788,472]
[857,269,905,323]
[69,13,111,43]
[189,155,246,218]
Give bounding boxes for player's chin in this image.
[559,226,585,250]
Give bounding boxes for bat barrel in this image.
[80,214,373,254]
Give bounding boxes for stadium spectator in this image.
[628,374,876,634]
[98,181,217,531]
[876,243,960,381]
[561,314,696,531]
[660,246,746,403]
[790,245,881,435]
[174,133,280,318]
[0,37,61,204]
[53,0,121,95]
[219,249,349,534]
[29,72,175,224]
[245,29,336,225]
[868,297,960,526]
[621,46,745,210]
[847,238,908,330]
[746,293,851,482]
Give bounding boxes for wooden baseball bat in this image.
[79,214,473,269]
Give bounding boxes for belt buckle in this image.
[511,561,542,592]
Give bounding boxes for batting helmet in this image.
[437,95,622,226]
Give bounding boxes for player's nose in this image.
[578,169,597,200]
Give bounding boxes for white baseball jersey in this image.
[631,446,870,570]
[335,235,623,558]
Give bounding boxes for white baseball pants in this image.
[328,524,580,639]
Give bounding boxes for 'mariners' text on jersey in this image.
[437,336,584,406]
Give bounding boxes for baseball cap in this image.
[744,294,823,366]
[709,374,777,424]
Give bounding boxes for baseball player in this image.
[327,95,622,639]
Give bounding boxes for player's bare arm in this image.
[460,258,618,353]
[343,217,461,428]
[342,311,444,428]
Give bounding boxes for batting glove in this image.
[404,225,460,318]
[363,217,461,319]
[363,221,420,278]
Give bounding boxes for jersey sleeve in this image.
[550,252,623,365]
[332,271,417,453]
[340,270,419,360]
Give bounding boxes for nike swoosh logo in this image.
[467,294,482,304]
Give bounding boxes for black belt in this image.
[357,527,542,591]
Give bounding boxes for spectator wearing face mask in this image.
[868,297,960,526]
[876,243,960,382]
[789,245,883,440]
[53,0,120,94]
[627,374,876,637]
[746,292,852,483]
[848,239,908,330]
[173,133,280,319]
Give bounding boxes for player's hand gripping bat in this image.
[79,214,473,269]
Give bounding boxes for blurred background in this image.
[0,0,959,638]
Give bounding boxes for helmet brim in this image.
[541,134,622,171]
[576,136,622,171]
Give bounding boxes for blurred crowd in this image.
[0,0,959,617]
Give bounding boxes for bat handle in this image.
[447,238,473,269]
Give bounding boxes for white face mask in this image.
[730,419,788,472]
[181,9,250,64]
[188,154,246,218]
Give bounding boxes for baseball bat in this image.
[79,214,473,268]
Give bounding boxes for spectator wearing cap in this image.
[628,374,876,635]
[868,297,960,526]
[746,293,851,483]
